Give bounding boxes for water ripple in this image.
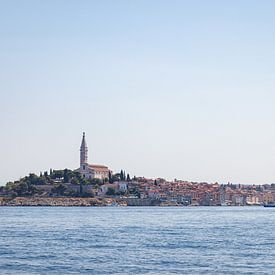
[0,206,274,274]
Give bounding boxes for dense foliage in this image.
[3,169,89,197]
[2,168,132,197]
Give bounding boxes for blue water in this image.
[0,207,274,274]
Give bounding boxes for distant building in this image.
[118,181,128,192]
[75,132,110,180]
[246,195,260,205]
[98,183,118,196]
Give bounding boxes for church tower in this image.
[76,132,110,180]
[80,132,88,166]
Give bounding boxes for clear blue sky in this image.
[1,0,275,185]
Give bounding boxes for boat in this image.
[264,203,275,207]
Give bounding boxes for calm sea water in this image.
[0,206,274,274]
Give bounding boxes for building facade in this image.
[76,132,110,180]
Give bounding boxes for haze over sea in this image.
[0,206,274,274]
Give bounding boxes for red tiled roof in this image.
[89,164,109,172]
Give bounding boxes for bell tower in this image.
[80,132,88,166]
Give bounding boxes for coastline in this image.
[0,197,175,207]
[0,196,127,207]
[0,196,263,207]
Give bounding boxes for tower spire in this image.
[80,132,88,165]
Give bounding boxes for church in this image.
[75,132,110,180]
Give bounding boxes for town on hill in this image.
[1,133,275,206]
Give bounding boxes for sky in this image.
[1,0,275,185]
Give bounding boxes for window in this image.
[83,165,85,170]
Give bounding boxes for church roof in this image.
[89,164,109,172]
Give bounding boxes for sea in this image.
[0,206,274,274]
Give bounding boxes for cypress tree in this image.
[127,174,131,182]
[109,171,113,183]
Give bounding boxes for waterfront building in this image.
[118,182,128,192]
[76,132,110,180]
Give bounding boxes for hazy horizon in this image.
[1,1,275,185]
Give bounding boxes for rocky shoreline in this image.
[0,197,181,207]
[0,196,127,207]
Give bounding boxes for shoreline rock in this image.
[0,196,127,207]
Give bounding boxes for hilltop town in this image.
[1,133,275,206]
[1,169,275,206]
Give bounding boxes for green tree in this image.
[80,183,83,195]
[37,177,47,185]
[112,173,120,182]
[28,184,38,196]
[127,174,131,182]
[28,173,39,185]
[63,169,69,183]
[130,186,140,198]
[88,178,102,185]
[52,170,64,179]
[106,187,115,196]
[108,171,113,183]
[52,184,66,196]
[15,182,28,196]
[5,182,17,191]
[71,177,80,185]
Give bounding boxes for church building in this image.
[76,132,110,180]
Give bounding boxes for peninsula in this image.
[1,133,274,206]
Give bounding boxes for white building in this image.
[75,132,110,180]
[118,182,128,192]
